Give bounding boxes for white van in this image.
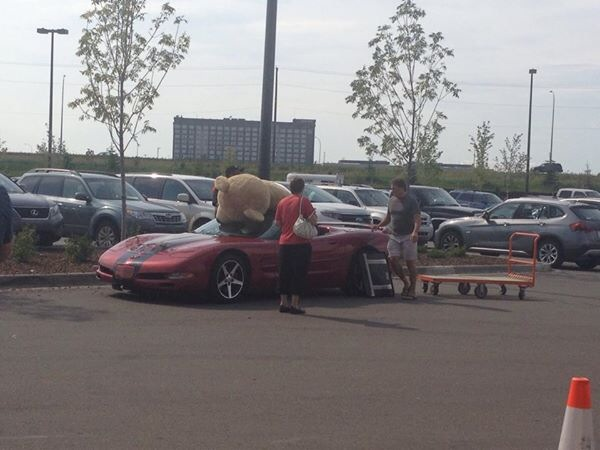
[286,172,343,186]
[126,173,215,231]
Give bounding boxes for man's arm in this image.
[411,212,421,242]
[374,210,391,230]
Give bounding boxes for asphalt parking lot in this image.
[1,268,599,449]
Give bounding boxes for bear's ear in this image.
[215,176,230,193]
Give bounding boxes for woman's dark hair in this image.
[290,177,305,194]
[391,177,407,190]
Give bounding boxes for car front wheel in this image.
[94,220,119,248]
[537,239,564,268]
[209,253,249,303]
[438,230,463,250]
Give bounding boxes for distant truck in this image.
[556,188,600,199]
[285,172,343,186]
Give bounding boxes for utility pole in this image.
[257,0,278,180]
[271,66,278,163]
[525,68,537,194]
[59,75,65,153]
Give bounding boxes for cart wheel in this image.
[474,284,488,299]
[422,282,429,293]
[500,285,507,296]
[458,282,471,295]
[518,288,526,300]
[432,283,439,296]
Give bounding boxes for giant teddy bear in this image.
[214,173,289,224]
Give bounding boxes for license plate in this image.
[115,264,135,280]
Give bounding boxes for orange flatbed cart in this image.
[418,232,540,300]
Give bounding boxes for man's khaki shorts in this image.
[387,234,417,261]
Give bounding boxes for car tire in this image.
[37,232,59,247]
[209,253,249,303]
[537,238,564,268]
[94,220,119,248]
[438,230,463,250]
[342,249,368,297]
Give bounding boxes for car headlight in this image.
[126,209,151,219]
[320,210,343,220]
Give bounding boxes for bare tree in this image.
[346,0,460,183]
[70,0,190,240]
[494,134,527,197]
[469,121,494,169]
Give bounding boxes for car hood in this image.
[439,216,489,228]
[312,202,371,216]
[425,205,483,217]
[8,192,54,208]
[103,199,180,213]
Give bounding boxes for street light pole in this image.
[549,90,555,163]
[525,68,537,194]
[60,75,65,153]
[315,136,322,164]
[37,27,68,167]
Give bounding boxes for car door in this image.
[60,177,96,235]
[480,202,521,249]
[35,176,69,228]
[504,202,550,254]
[306,228,346,287]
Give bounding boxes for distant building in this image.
[172,116,316,165]
[337,159,390,167]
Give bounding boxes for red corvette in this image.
[96,219,389,302]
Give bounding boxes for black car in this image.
[532,162,563,173]
[408,185,483,230]
[0,172,64,245]
[449,190,502,210]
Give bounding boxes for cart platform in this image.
[418,232,540,300]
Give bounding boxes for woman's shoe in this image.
[289,306,305,315]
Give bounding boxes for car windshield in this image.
[572,206,600,221]
[413,188,459,206]
[86,178,144,200]
[302,184,343,203]
[0,173,24,193]
[482,193,502,205]
[194,217,280,240]
[355,189,389,207]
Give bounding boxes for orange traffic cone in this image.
[558,377,594,450]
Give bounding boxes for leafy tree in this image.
[0,137,8,153]
[469,121,494,169]
[494,133,527,197]
[70,0,190,240]
[346,0,460,183]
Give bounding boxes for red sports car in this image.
[96,219,389,302]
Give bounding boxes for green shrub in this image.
[12,226,36,262]
[417,244,428,254]
[65,236,95,263]
[427,248,447,259]
[447,246,467,257]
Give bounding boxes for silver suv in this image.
[320,185,433,244]
[19,169,187,247]
[435,197,600,269]
[126,173,215,231]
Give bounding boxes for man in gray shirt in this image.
[374,177,420,300]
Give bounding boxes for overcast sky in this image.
[1,0,599,173]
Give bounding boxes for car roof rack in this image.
[78,170,119,177]
[26,168,79,174]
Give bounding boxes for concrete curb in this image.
[0,263,551,290]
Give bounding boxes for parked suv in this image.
[408,185,483,230]
[449,190,502,210]
[0,172,63,245]
[556,188,600,199]
[126,173,215,231]
[435,197,600,269]
[19,169,187,247]
[532,162,563,173]
[277,182,372,225]
[319,185,433,244]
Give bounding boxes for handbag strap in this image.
[297,195,303,218]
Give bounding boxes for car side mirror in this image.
[177,193,190,203]
[74,192,91,203]
[482,211,490,221]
